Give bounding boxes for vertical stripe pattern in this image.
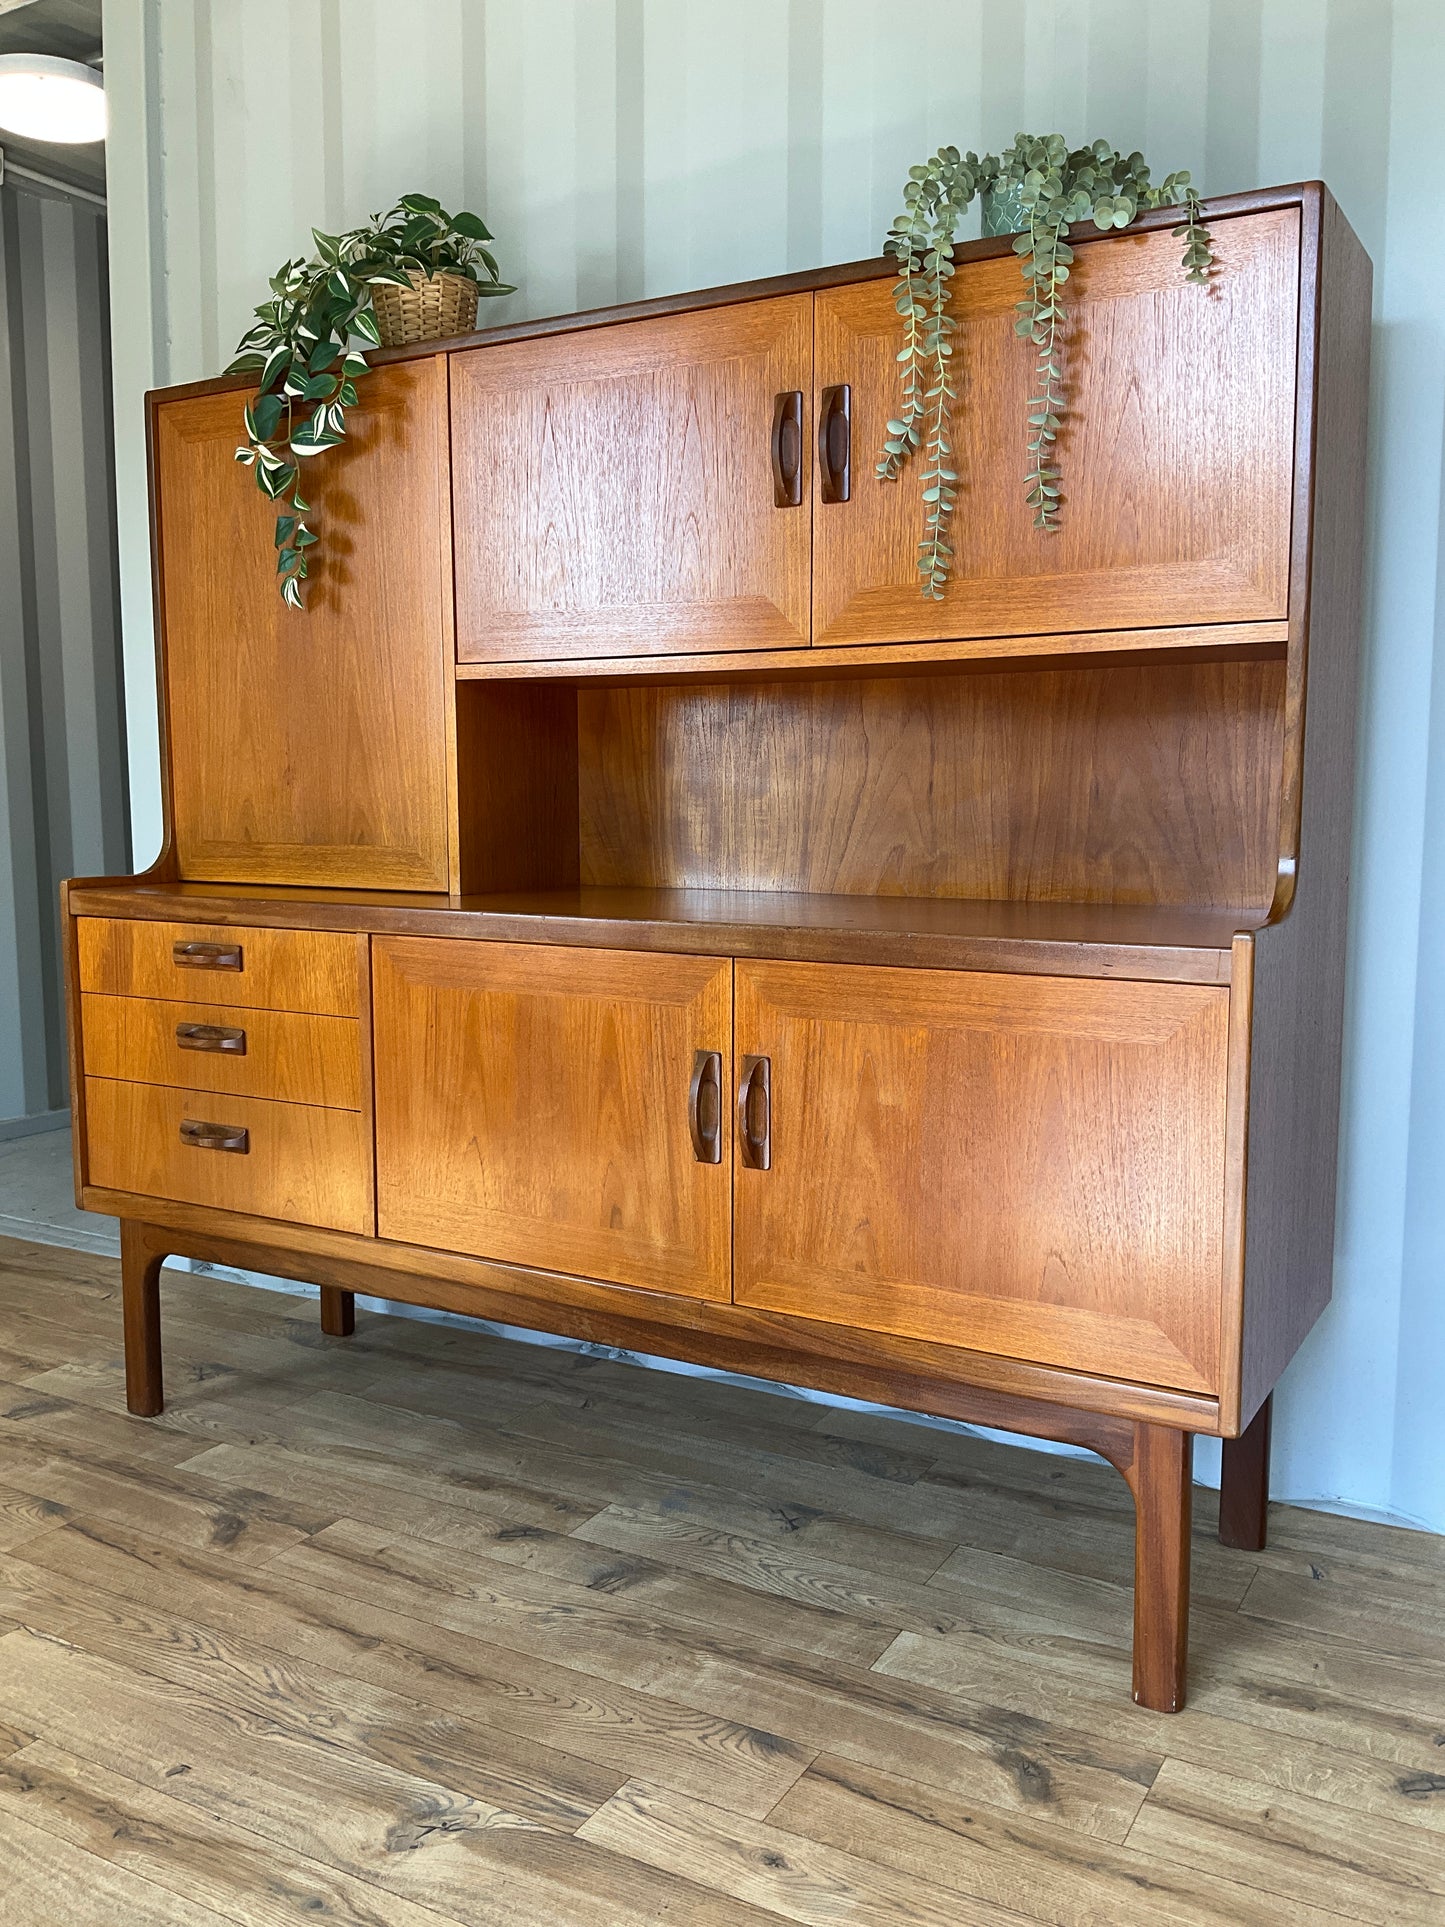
[99,1,1445,1528]
[0,181,126,1129]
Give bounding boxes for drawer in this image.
[85,1076,370,1233]
[81,994,362,1110]
[77,918,361,1016]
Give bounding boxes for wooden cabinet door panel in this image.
[451,296,812,662]
[734,961,1229,1391]
[156,359,452,889]
[373,940,732,1298]
[814,209,1299,648]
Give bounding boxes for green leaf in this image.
[252,392,284,440]
[451,210,492,240]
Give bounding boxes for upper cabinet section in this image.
[451,294,813,663]
[813,207,1300,648]
[155,359,453,890]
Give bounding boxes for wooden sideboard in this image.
[64,183,1371,1713]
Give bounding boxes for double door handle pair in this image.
[689,1051,771,1171]
[770,386,851,507]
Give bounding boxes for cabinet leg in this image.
[119,1220,165,1417]
[1219,1394,1272,1551]
[1126,1423,1192,1713]
[320,1286,355,1338]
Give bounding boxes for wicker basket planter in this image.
[370,269,479,347]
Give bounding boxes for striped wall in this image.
[0,178,127,1133]
[101,0,1445,1529]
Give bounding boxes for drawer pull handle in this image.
[737,1054,771,1171]
[771,390,803,507]
[176,1022,247,1055]
[179,1118,250,1154]
[689,1049,723,1164]
[172,939,243,972]
[818,383,850,503]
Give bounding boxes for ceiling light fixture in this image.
[0,54,105,144]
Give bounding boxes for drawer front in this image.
[85,1076,370,1233]
[78,918,361,1016]
[81,993,362,1110]
[734,960,1230,1394]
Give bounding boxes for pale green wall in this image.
[101,0,1445,1527]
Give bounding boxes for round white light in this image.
[0,54,106,145]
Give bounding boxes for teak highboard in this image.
[64,183,1370,1713]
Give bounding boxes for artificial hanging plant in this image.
[227,194,514,608]
[877,135,1214,598]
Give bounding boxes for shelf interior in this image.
[454,652,1289,932]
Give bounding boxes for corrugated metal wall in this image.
[0,179,127,1131]
[102,0,1445,1526]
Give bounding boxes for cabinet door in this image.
[734,961,1229,1392]
[451,295,812,662]
[156,359,452,889]
[373,939,732,1298]
[814,208,1298,648]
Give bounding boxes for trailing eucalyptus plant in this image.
[877,135,1213,598]
[227,194,513,608]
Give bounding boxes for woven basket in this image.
[370,269,479,347]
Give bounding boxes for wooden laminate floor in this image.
[0,1234,1441,1924]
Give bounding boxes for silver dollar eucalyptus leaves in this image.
[878,135,1213,599]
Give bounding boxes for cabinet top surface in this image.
[145,182,1330,410]
[66,881,1246,984]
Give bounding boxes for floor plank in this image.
[1125,1757,1445,1924]
[7,1520,812,1818]
[578,1778,1037,1926]
[767,1753,1352,1926]
[0,1789,246,1927]
[0,1741,475,1927]
[0,1231,1442,1927]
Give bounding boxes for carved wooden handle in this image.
[175,1022,247,1056]
[172,939,243,972]
[179,1117,250,1154]
[771,391,803,507]
[818,384,850,503]
[689,1049,723,1164]
[737,1055,771,1170]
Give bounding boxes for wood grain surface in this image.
[153,359,453,890]
[77,918,363,1018]
[813,208,1300,647]
[0,1234,1437,1926]
[84,1079,371,1235]
[578,657,1285,911]
[372,940,733,1299]
[733,960,1230,1393]
[452,294,814,662]
[65,881,1246,983]
[80,993,362,1110]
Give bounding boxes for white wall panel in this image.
[101,0,1445,1527]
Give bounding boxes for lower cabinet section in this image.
[733,960,1230,1393]
[372,938,733,1299]
[84,1076,371,1233]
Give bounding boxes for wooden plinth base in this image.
[116,1213,1218,1712]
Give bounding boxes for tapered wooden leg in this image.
[119,1220,165,1417]
[1127,1423,1193,1713]
[1219,1394,1272,1551]
[320,1286,355,1337]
